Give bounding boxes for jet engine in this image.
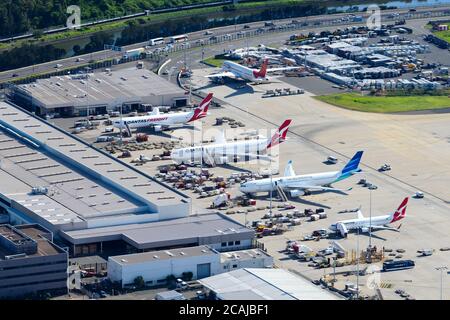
[154,125,162,132]
[216,156,228,165]
[360,227,369,233]
[289,189,305,197]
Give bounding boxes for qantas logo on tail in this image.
[267,119,292,149]
[253,59,268,79]
[188,93,213,122]
[391,197,409,223]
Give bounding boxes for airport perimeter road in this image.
[1,5,450,83]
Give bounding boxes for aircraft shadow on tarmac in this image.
[290,197,332,210]
[248,193,332,210]
[134,124,201,139]
[195,79,261,99]
[326,232,387,241]
[224,84,255,99]
[218,163,253,173]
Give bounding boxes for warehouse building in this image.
[0,224,68,298]
[199,268,341,300]
[62,212,255,256]
[12,68,189,117]
[0,101,254,257]
[108,246,272,288]
[301,50,359,72]
[0,102,255,259]
[0,101,190,231]
[354,67,400,79]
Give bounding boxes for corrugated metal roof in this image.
[18,68,186,109]
[0,101,190,229]
[199,268,341,300]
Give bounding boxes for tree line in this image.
[0,0,216,38]
[0,1,329,72]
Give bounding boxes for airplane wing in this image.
[356,209,364,220]
[369,225,401,232]
[205,71,235,78]
[266,67,301,73]
[212,152,272,163]
[230,153,272,162]
[283,184,352,192]
[214,130,226,144]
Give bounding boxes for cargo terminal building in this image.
[0,101,254,257]
[12,68,189,117]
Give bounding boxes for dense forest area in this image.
[0,0,216,37]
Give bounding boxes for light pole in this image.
[356,226,360,299]
[369,188,372,248]
[269,167,273,216]
[436,266,448,300]
[119,104,123,145]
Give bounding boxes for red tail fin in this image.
[267,119,292,149]
[187,93,213,122]
[253,59,268,79]
[390,197,409,223]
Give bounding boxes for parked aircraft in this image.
[329,197,409,237]
[239,151,363,197]
[206,59,298,84]
[113,93,213,134]
[171,119,292,166]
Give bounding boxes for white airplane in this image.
[205,59,298,84]
[171,119,292,166]
[113,93,213,134]
[329,197,409,238]
[239,151,364,197]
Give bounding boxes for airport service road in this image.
[181,68,450,299]
[162,16,450,87]
[3,6,447,84]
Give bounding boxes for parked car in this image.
[414,191,424,199]
[379,164,391,172]
[320,247,334,256]
[312,229,328,238]
[327,156,338,164]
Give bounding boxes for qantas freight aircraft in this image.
[171,119,292,166]
[113,93,213,134]
[329,197,409,238]
[206,59,298,84]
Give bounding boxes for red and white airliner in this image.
[113,93,213,134]
[171,119,292,166]
[206,59,298,84]
[329,197,409,238]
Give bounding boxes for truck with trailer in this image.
[123,48,145,59]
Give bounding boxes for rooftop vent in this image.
[31,186,48,195]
